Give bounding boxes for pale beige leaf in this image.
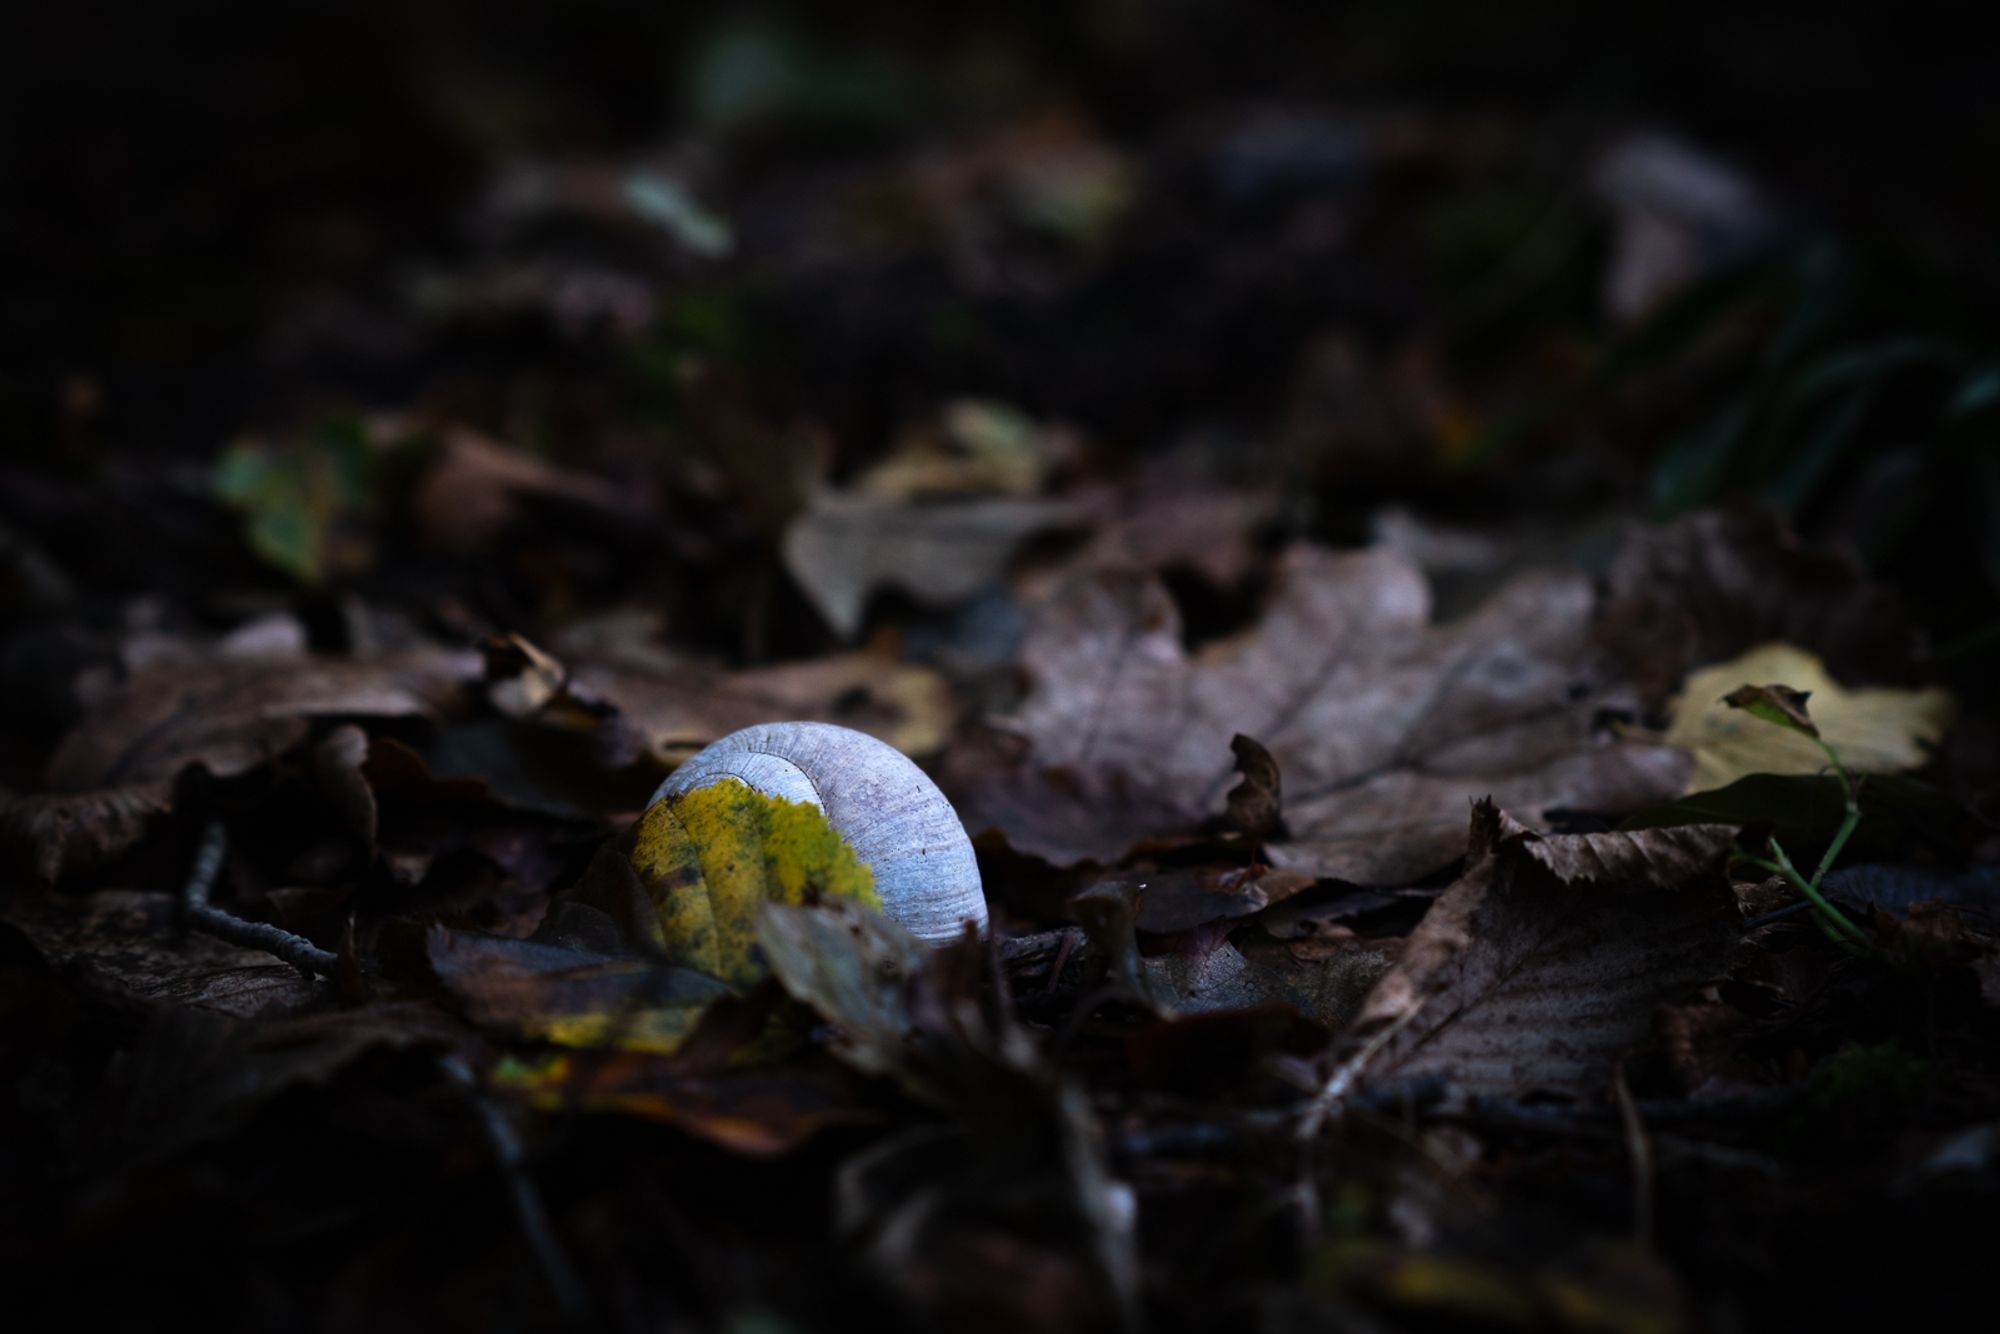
[1664,642,1954,793]
[783,490,1088,637]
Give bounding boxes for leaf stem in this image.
[1742,844,1872,954]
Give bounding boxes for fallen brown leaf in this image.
[0,889,323,1019]
[1349,801,1742,1102]
[980,545,1687,882]
[488,620,957,764]
[3,647,478,880]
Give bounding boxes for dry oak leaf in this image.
[1664,642,1954,793]
[1349,801,1742,1102]
[3,648,478,881]
[998,546,1688,882]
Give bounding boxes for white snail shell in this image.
[649,721,988,943]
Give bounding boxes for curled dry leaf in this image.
[3,648,478,880]
[1665,642,1954,793]
[977,546,1687,882]
[1348,801,1742,1103]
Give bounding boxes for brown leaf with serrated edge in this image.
[1349,800,1741,1102]
[971,546,1686,882]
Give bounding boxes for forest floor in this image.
[4,7,1999,1332]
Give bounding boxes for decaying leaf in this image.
[1665,642,1954,792]
[1145,936,1395,1030]
[782,490,1089,637]
[756,897,940,1099]
[3,648,479,880]
[425,926,732,1054]
[1597,509,1923,708]
[492,621,956,763]
[979,546,1688,882]
[487,1049,881,1155]
[1349,801,1741,1102]
[0,889,323,1020]
[411,427,645,555]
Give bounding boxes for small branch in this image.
[1613,1067,1655,1250]
[180,819,340,979]
[440,1055,592,1328]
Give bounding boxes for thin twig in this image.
[440,1055,593,1328]
[1613,1067,1655,1249]
[180,819,339,978]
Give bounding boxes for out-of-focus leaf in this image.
[213,418,374,583]
[1597,509,1923,708]
[623,172,734,258]
[487,1049,878,1155]
[755,897,939,1099]
[1665,643,1953,792]
[782,491,1088,638]
[1315,1238,1693,1334]
[1821,864,2000,916]
[410,428,644,556]
[491,622,957,764]
[0,889,321,1020]
[1350,801,1741,1102]
[1618,772,1970,861]
[1145,937,1394,1030]
[426,926,731,1054]
[632,780,881,989]
[851,399,1054,502]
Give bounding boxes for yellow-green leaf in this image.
[631,778,881,989]
[1666,643,1953,793]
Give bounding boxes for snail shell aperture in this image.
[649,721,988,943]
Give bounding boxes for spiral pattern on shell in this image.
[649,721,988,942]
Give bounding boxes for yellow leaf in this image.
[630,778,882,989]
[1665,643,1954,793]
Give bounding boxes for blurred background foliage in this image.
[5,0,1997,648]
